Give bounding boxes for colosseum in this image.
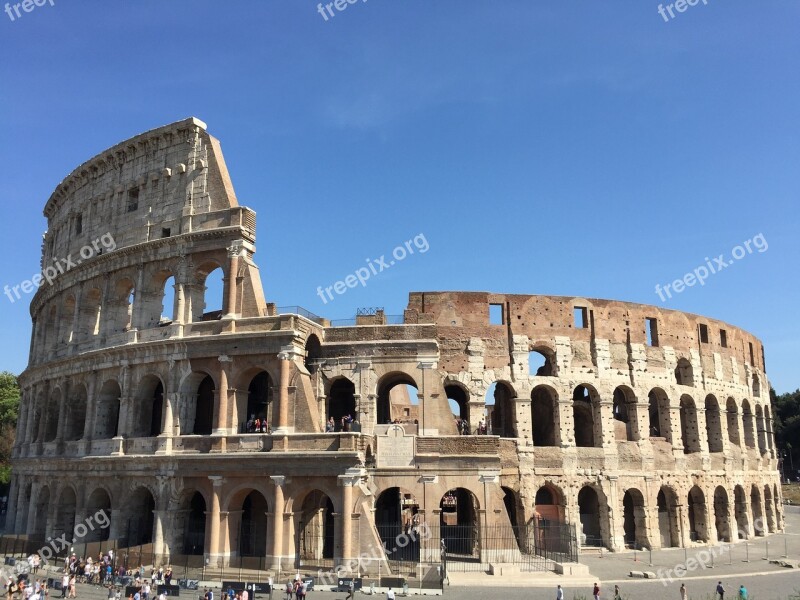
[5,117,782,579]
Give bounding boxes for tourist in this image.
[680,583,687,600]
[61,574,68,598]
[738,585,747,600]
[346,580,354,600]
[284,581,293,600]
[556,585,564,600]
[164,568,172,586]
[386,588,395,600]
[325,417,335,432]
[613,584,621,600]
[67,576,76,600]
[716,582,725,600]
[592,582,600,600]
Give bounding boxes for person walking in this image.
[556,585,564,600]
[386,589,395,600]
[716,581,725,600]
[592,582,600,600]
[680,583,687,600]
[738,585,747,600]
[61,575,68,599]
[613,584,621,600]
[346,580,354,600]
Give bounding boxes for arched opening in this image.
[239,491,269,557]
[705,395,723,453]
[445,384,470,434]
[750,485,764,536]
[245,371,273,432]
[375,487,420,562]
[534,484,564,523]
[756,405,767,455]
[657,487,680,548]
[327,378,356,431]
[182,373,215,435]
[94,380,121,439]
[297,490,335,567]
[679,395,701,454]
[133,376,165,438]
[528,348,554,377]
[648,388,672,441]
[487,382,516,438]
[304,334,322,373]
[713,486,731,542]
[159,275,176,325]
[64,384,87,441]
[183,492,206,555]
[726,398,741,446]
[110,277,136,333]
[42,305,57,352]
[752,374,761,398]
[42,389,60,442]
[531,385,558,446]
[123,487,155,547]
[675,358,694,386]
[190,264,224,322]
[573,385,600,448]
[734,485,749,539]
[742,401,756,448]
[79,287,102,340]
[140,270,176,328]
[61,295,76,344]
[377,372,418,425]
[623,488,648,549]
[55,487,77,540]
[85,488,112,542]
[577,486,604,548]
[687,486,708,542]
[440,488,480,560]
[31,486,50,540]
[764,485,776,533]
[613,386,637,442]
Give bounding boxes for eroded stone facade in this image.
[6,119,782,574]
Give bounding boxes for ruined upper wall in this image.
[406,291,767,381]
[40,117,245,268]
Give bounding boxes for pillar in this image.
[214,357,232,435]
[223,243,242,319]
[82,374,97,441]
[338,471,361,564]
[207,476,224,567]
[270,476,285,570]
[5,475,18,534]
[54,380,69,442]
[276,347,295,433]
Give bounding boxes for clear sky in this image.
[0,1,797,392]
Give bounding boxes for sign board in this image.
[376,425,415,468]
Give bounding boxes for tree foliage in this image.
[0,371,19,485]
[771,387,800,476]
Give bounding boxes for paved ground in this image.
[11,509,800,600]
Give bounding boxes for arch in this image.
[573,385,601,448]
[296,489,335,567]
[734,485,749,539]
[238,490,269,557]
[79,286,103,340]
[42,305,57,353]
[64,384,88,441]
[763,485,776,533]
[752,373,761,398]
[534,483,564,523]
[55,486,77,541]
[244,371,273,432]
[31,485,51,539]
[42,388,61,442]
[109,277,136,333]
[488,381,516,438]
[755,405,767,455]
[375,487,420,562]
[577,485,608,548]
[85,488,112,542]
[122,486,155,547]
[531,385,558,446]
[675,358,694,386]
[61,295,76,344]
[656,486,680,548]
[94,379,121,439]
[445,383,470,431]
[687,486,708,543]
[132,375,165,437]
[622,488,648,549]
[304,334,322,373]
[141,269,176,328]
[181,372,215,435]
[679,395,701,454]
[190,262,225,322]
[376,372,419,425]
[742,400,756,448]
[750,485,764,536]
[182,491,206,555]
[327,377,356,431]
[705,395,723,453]
[528,347,555,377]
[648,388,672,442]
[726,398,741,447]
[440,488,480,559]
[713,486,731,542]
[613,386,638,442]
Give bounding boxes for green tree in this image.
[0,371,19,484]
[771,386,800,479]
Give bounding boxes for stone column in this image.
[5,475,19,534]
[54,379,69,442]
[207,476,224,567]
[558,399,573,447]
[338,470,362,565]
[214,356,232,435]
[276,346,296,433]
[270,476,286,570]
[83,373,97,441]
[599,400,614,447]
[223,242,243,319]
[70,284,82,344]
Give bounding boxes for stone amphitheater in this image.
[5,118,782,576]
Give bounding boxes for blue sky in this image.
[0,1,797,392]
